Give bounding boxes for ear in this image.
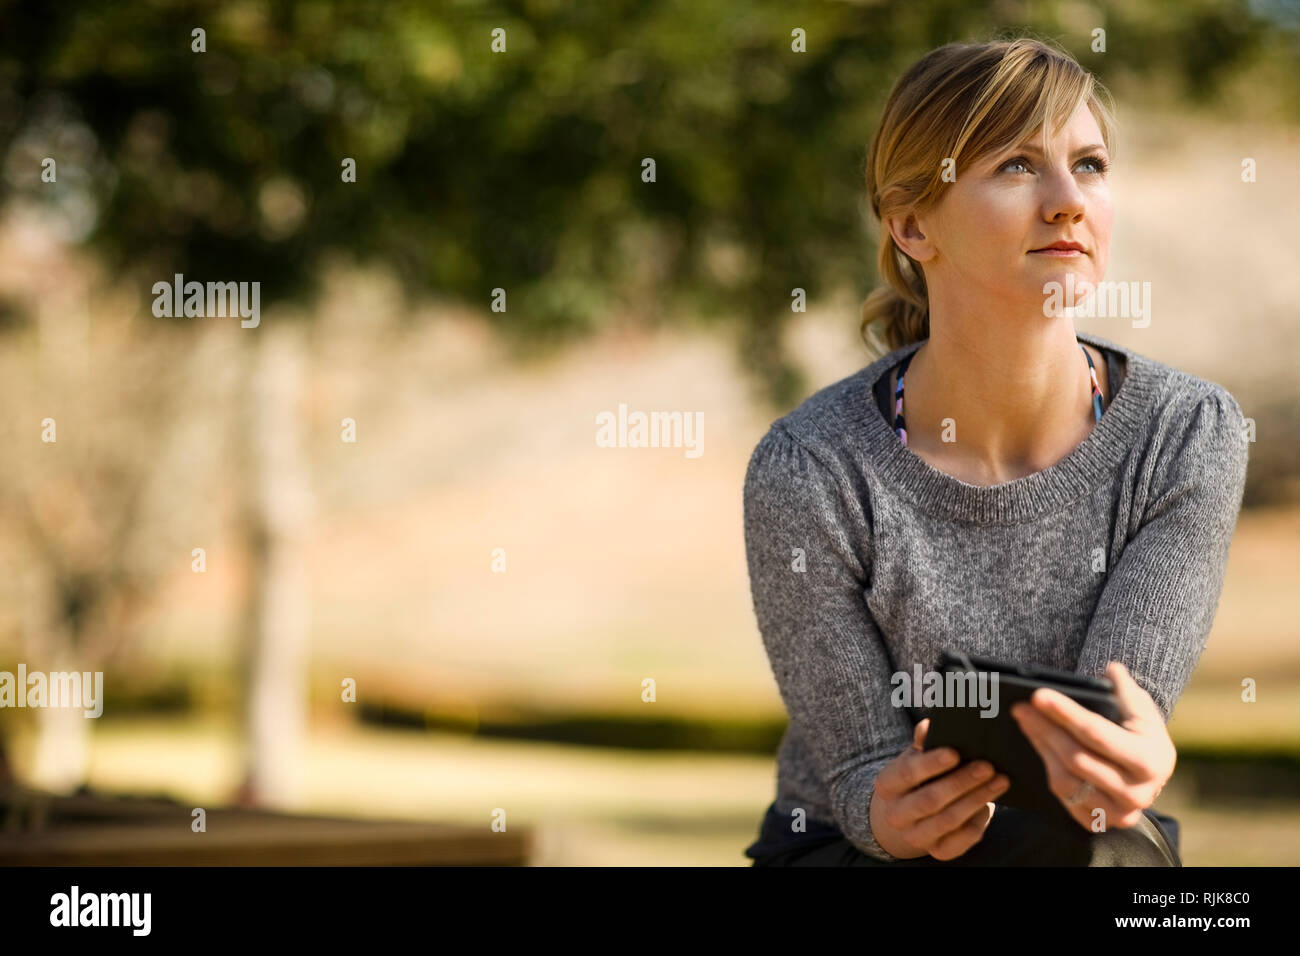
[885,210,936,263]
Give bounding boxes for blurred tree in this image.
[0,246,217,790]
[1,0,1289,404]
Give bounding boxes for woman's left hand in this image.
[1011,661,1176,830]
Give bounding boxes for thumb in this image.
[913,717,930,751]
[1107,661,1157,725]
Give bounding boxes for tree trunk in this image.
[237,323,313,809]
[28,696,91,793]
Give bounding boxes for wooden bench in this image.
[0,786,531,866]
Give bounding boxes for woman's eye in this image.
[999,155,1111,175]
[1079,155,1111,174]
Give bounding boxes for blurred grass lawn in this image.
[10,708,1300,866]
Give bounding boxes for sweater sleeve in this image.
[1075,386,1249,721]
[743,424,916,861]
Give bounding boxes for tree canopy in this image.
[1,0,1293,405]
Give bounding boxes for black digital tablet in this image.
[920,650,1123,817]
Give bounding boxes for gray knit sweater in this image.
[742,330,1248,862]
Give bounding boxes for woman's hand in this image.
[869,717,1011,861]
[1011,661,1176,830]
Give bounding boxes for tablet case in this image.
[921,650,1122,817]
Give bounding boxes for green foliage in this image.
[0,0,1293,406]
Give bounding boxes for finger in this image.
[1016,708,1140,828]
[1021,688,1149,777]
[1012,706,1082,812]
[1014,704,1141,813]
[911,773,1009,849]
[881,720,945,796]
[1106,662,1162,727]
[1055,778,1141,831]
[927,800,998,862]
[894,759,996,827]
[892,743,964,795]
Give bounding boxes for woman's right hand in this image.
[868,718,1010,861]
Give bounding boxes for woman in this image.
[742,38,1248,866]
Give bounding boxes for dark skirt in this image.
[747,803,1181,867]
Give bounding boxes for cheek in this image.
[953,190,1024,260]
[969,190,1024,235]
[1089,196,1114,269]
[1089,190,1114,237]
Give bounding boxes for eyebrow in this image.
[1010,143,1108,157]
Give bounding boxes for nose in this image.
[1043,168,1086,223]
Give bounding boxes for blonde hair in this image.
[859,37,1118,355]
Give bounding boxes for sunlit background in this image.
[0,0,1297,865]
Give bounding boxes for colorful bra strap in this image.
[893,340,1104,447]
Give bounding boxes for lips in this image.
[1031,241,1085,253]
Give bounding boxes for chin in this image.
[1028,268,1100,318]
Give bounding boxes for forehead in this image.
[1017,104,1105,150]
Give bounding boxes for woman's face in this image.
[898,102,1113,320]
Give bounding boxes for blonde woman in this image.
[742,37,1247,866]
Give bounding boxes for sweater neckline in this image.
[850,330,1159,524]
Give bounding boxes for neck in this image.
[904,321,1096,480]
